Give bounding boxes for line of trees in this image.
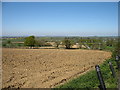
[24,36,52,48]
[2,35,118,50]
[24,36,73,49]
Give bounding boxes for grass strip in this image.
[54,57,118,89]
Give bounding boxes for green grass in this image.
[2,38,25,42]
[55,57,118,89]
[105,46,115,51]
[2,38,25,48]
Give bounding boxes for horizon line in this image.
[1,35,118,37]
[1,0,120,2]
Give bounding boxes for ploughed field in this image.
[2,48,111,88]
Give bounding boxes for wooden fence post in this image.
[95,65,106,90]
[109,62,116,78]
[115,56,120,71]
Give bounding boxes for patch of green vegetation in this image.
[2,38,25,42]
[55,57,118,89]
[2,36,118,50]
[2,38,25,48]
[104,46,115,51]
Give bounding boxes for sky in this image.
[2,2,118,36]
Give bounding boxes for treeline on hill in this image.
[2,36,118,51]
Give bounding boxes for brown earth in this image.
[2,48,111,88]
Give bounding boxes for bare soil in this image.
[2,48,111,88]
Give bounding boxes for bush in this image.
[24,36,35,47]
[63,38,73,49]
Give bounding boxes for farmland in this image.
[2,48,111,88]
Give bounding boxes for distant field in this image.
[2,48,111,88]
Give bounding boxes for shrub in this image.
[24,36,35,47]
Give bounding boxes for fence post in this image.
[95,65,106,90]
[115,56,120,71]
[109,62,116,78]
